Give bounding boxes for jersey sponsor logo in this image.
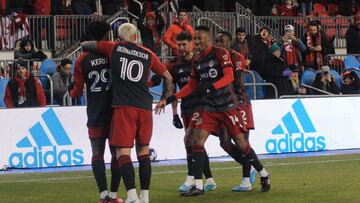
[199,68,218,79]
[265,99,326,153]
[116,46,149,60]
[8,108,84,168]
[90,58,108,66]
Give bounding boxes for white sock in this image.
[195,179,203,190]
[140,190,149,203]
[242,177,250,184]
[184,175,195,186]
[259,168,269,177]
[206,177,215,184]
[109,191,117,199]
[100,190,108,199]
[127,188,139,201]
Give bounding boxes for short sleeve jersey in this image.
[97,41,166,110]
[191,46,237,112]
[72,51,112,127]
[167,57,202,114]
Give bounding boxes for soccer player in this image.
[81,23,173,203]
[69,21,123,203]
[215,31,270,192]
[164,25,270,196]
[166,31,216,193]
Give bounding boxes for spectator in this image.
[301,20,329,71]
[340,71,360,94]
[346,13,360,54]
[298,0,313,16]
[273,0,299,16]
[137,1,165,56]
[263,44,292,98]
[14,39,47,61]
[231,27,251,67]
[248,26,272,76]
[163,9,195,56]
[279,25,306,68]
[287,64,308,95]
[71,0,97,15]
[3,60,46,108]
[52,58,73,105]
[311,65,340,94]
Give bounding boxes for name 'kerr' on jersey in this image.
[74,51,112,127]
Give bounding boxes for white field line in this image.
[1,158,360,184]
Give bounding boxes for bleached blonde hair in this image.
[118,23,137,42]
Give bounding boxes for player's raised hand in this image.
[154,99,166,114]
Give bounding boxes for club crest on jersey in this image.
[208,60,215,67]
[236,61,242,69]
[223,54,229,61]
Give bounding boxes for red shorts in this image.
[195,109,247,136]
[88,126,110,140]
[181,112,196,129]
[110,106,152,148]
[237,103,255,130]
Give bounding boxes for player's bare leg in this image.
[136,145,151,203]
[116,148,140,203]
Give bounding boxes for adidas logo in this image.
[265,99,326,153]
[178,68,184,73]
[8,108,84,168]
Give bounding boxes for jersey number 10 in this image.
[120,57,144,82]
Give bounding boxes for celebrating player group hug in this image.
[71,20,270,203]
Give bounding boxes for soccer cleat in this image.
[178,183,195,193]
[250,168,257,185]
[181,187,205,197]
[204,180,217,192]
[108,197,124,203]
[260,175,271,192]
[232,179,253,192]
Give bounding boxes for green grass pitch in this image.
[1,153,360,203]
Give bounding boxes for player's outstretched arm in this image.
[155,70,173,114]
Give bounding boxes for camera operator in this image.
[311,65,340,95]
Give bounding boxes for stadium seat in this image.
[329,58,345,73]
[327,4,339,16]
[244,70,264,100]
[300,69,316,86]
[313,3,327,16]
[344,55,360,70]
[0,78,9,108]
[40,59,57,75]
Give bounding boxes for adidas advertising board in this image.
[1,97,360,168]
